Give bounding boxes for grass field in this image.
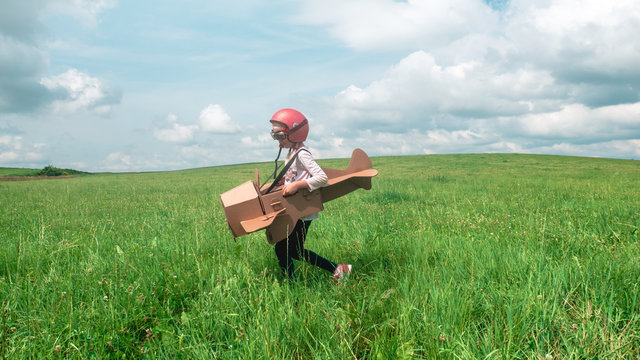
[0,168,41,178]
[1,153,639,359]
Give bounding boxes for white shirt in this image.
[284,147,328,220]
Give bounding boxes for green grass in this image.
[0,168,41,178]
[1,154,639,359]
[0,166,88,178]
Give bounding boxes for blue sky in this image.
[1,0,639,171]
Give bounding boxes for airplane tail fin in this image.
[346,148,373,173]
[321,148,377,203]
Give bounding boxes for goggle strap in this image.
[287,119,308,134]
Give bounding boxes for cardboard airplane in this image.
[220,148,378,244]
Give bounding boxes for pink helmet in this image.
[270,108,309,143]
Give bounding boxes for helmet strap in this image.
[260,147,283,192]
[286,119,308,135]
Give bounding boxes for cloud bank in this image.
[0,0,119,115]
[1,0,638,172]
[300,0,640,159]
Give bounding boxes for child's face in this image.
[271,124,294,148]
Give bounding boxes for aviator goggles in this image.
[270,130,288,141]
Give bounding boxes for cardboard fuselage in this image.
[220,148,378,244]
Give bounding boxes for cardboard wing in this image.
[220,148,378,244]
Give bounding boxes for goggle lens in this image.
[271,130,287,141]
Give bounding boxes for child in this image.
[269,108,352,281]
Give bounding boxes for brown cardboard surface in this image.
[263,187,324,243]
[220,148,377,243]
[219,181,263,237]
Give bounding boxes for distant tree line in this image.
[38,165,88,177]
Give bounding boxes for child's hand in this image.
[282,181,306,196]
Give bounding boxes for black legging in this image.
[274,220,337,278]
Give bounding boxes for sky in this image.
[1,0,639,172]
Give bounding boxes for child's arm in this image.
[282,150,327,196]
[298,150,327,191]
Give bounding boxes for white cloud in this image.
[307,0,640,161]
[240,136,253,145]
[3,0,640,172]
[333,126,637,161]
[0,135,21,149]
[47,0,117,28]
[330,51,562,130]
[153,113,198,143]
[535,139,640,159]
[180,145,218,163]
[0,0,118,114]
[153,106,244,144]
[296,0,498,51]
[333,128,497,158]
[40,68,120,115]
[199,104,240,133]
[506,0,640,77]
[0,135,45,164]
[509,102,640,141]
[96,151,189,172]
[101,152,131,170]
[0,151,19,163]
[180,144,255,168]
[241,133,272,147]
[154,123,198,143]
[297,0,640,79]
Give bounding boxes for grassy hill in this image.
[0,165,89,179]
[0,167,41,177]
[0,153,638,358]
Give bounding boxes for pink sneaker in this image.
[333,264,352,280]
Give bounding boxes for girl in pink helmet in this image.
[269,108,352,281]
